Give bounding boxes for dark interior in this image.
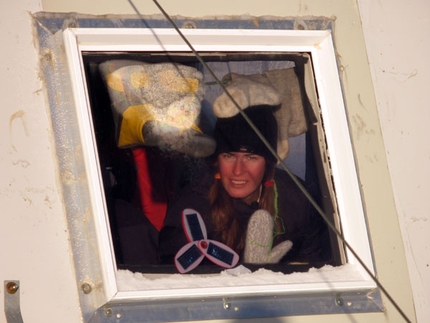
[82,51,343,274]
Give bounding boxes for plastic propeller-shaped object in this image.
[174,208,239,273]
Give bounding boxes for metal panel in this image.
[4,281,24,323]
[88,290,383,322]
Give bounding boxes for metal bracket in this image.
[4,281,24,323]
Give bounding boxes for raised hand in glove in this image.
[243,209,292,264]
[98,60,216,158]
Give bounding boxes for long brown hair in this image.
[208,159,277,254]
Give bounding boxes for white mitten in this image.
[243,210,292,264]
[212,73,282,118]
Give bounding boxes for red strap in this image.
[132,147,170,231]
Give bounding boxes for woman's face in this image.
[217,152,266,203]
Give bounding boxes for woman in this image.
[158,105,331,267]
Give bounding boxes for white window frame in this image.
[61,26,376,317]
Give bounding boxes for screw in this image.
[182,21,196,29]
[335,295,344,306]
[223,298,231,310]
[6,282,19,294]
[81,282,92,294]
[104,307,113,317]
[294,20,308,30]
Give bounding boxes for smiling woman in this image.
[159,101,332,268]
[217,151,267,201]
[214,104,278,203]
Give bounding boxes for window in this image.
[84,51,343,272]
[37,17,380,322]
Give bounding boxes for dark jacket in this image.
[159,166,331,265]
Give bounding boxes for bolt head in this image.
[6,282,19,294]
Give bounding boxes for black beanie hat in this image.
[214,105,278,163]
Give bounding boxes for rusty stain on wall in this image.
[9,110,29,153]
[351,113,375,141]
[383,68,418,83]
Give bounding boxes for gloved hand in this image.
[98,60,216,158]
[243,209,292,264]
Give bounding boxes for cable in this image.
[128,1,412,321]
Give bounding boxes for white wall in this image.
[357,1,430,322]
[0,0,82,322]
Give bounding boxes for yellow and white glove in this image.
[99,60,215,158]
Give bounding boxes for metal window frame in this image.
[35,14,382,322]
